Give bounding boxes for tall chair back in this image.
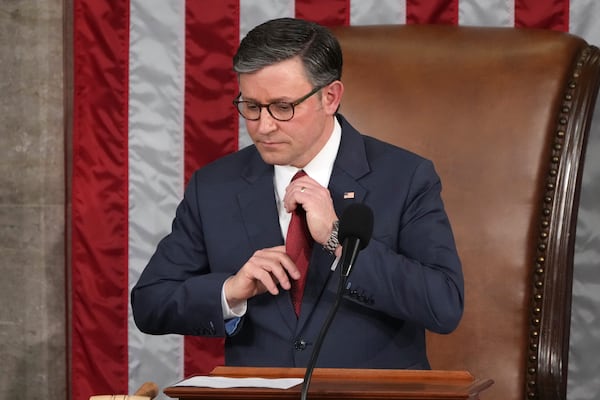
[332,24,600,400]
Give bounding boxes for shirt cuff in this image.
[221,282,247,319]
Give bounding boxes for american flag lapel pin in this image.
[343,191,355,199]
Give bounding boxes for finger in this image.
[269,256,300,290]
[250,248,300,292]
[284,175,315,195]
[283,182,315,212]
[259,250,300,290]
[269,245,301,280]
[251,266,281,295]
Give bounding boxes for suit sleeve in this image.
[130,172,229,337]
[346,159,464,334]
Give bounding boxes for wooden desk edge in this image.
[164,367,495,399]
[210,366,477,381]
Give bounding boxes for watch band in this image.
[323,220,340,255]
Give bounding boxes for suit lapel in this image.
[296,173,369,329]
[237,161,282,251]
[237,155,299,330]
[296,115,371,329]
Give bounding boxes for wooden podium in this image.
[164,366,494,400]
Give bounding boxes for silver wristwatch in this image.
[323,220,340,255]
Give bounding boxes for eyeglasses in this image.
[233,85,325,122]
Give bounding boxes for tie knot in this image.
[292,170,307,182]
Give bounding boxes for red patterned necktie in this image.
[286,170,313,316]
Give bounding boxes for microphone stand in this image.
[299,238,361,400]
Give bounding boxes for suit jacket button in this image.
[294,340,307,351]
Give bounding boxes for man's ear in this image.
[322,80,344,115]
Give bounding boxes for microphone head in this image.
[338,203,374,249]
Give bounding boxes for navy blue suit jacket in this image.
[131,114,464,370]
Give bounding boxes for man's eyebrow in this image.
[239,93,293,103]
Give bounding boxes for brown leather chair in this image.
[331,24,600,400]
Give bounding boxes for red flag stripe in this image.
[71,0,130,398]
[182,0,239,376]
[407,0,459,24]
[295,0,350,26]
[183,0,240,185]
[515,0,570,31]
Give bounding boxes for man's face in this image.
[238,57,340,168]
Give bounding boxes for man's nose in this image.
[256,108,277,132]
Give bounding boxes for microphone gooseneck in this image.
[300,203,374,400]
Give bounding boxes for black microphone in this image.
[338,203,374,278]
[300,203,374,400]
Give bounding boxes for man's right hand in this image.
[223,245,300,309]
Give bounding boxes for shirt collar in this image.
[274,116,342,199]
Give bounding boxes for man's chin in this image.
[257,150,291,166]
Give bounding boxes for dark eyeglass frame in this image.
[233,84,326,121]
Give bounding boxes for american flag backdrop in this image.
[70,1,600,399]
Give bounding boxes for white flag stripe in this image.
[459,0,514,27]
[350,0,406,26]
[239,0,294,38]
[570,0,600,44]
[128,0,186,396]
[569,3,600,400]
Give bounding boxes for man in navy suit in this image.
[131,17,464,370]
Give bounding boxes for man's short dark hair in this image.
[233,17,343,87]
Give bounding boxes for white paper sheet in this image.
[173,376,304,390]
